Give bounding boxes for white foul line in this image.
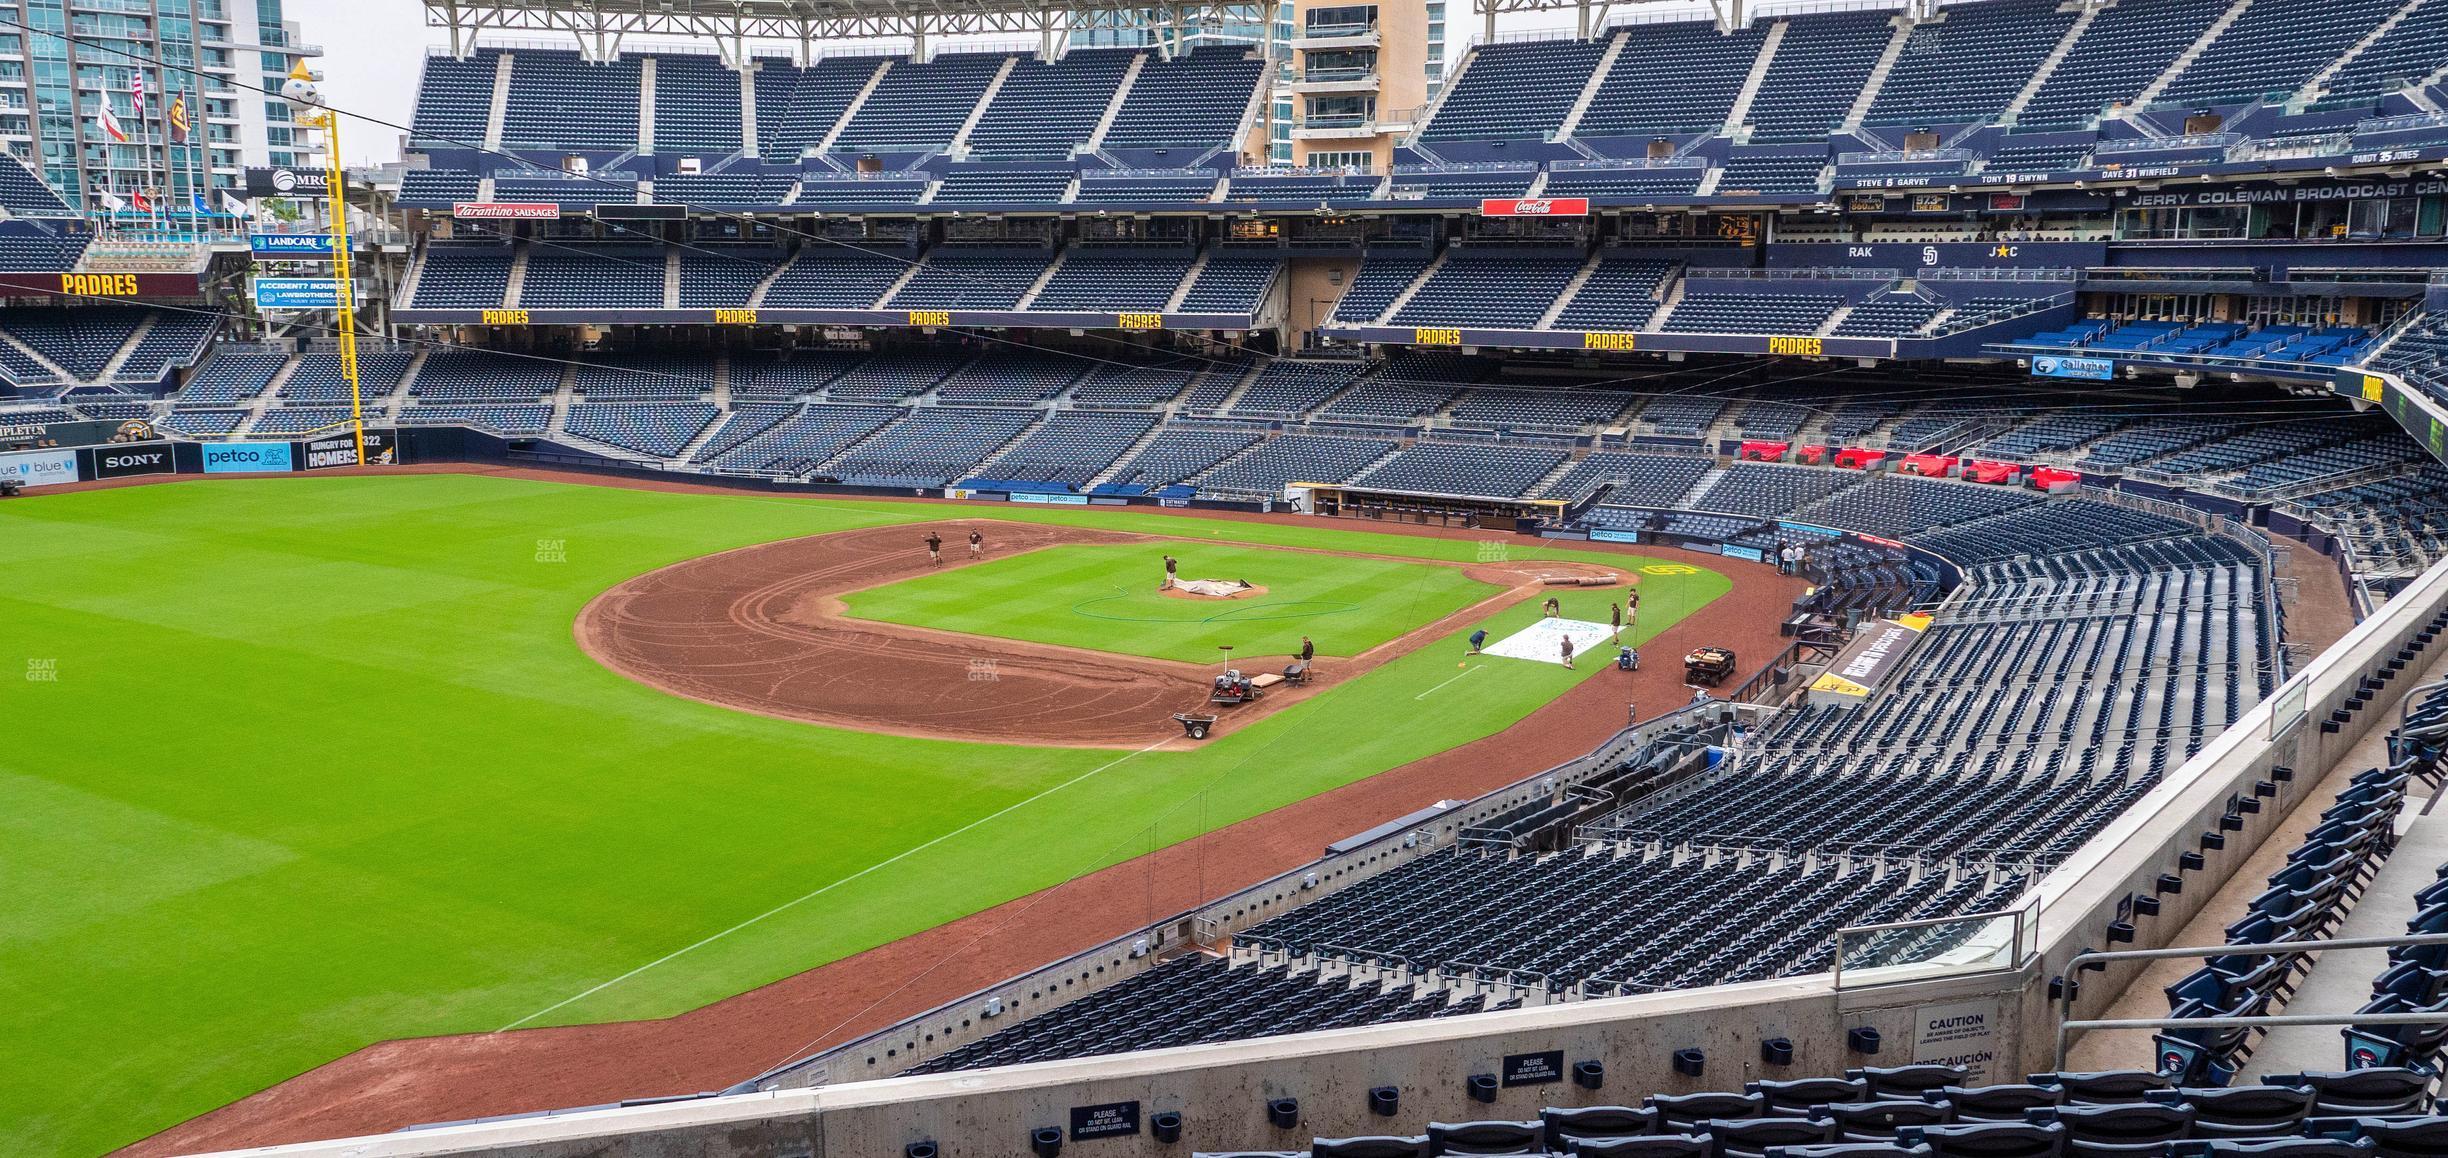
[495,737,1173,1032]
[1415,665,1481,701]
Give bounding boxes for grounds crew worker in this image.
[1299,635,1316,663]
[925,531,943,565]
[968,528,984,558]
[1162,554,1179,589]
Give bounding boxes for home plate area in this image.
[1484,619,1617,666]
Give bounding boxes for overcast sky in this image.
[286,0,1720,166]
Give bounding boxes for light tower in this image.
[280,59,371,467]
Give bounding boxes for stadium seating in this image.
[176,352,287,404]
[758,247,912,309]
[0,153,73,215]
[2161,0,2406,108]
[1100,46,1269,155]
[408,245,516,309]
[708,403,901,473]
[826,407,1039,486]
[885,247,1053,310]
[1579,22,1770,139]
[1390,248,1586,330]
[1329,249,1434,325]
[280,350,415,404]
[2015,0,2230,129]
[965,49,1134,160]
[1176,250,1282,314]
[1102,425,1264,490]
[1356,440,1569,498]
[1664,290,1846,334]
[519,244,666,309]
[1538,451,1712,504]
[972,410,1156,485]
[651,53,745,154]
[756,55,883,163]
[111,313,220,383]
[1554,256,1674,332]
[1746,11,1893,142]
[834,52,1013,153]
[1196,434,1397,495]
[1227,360,1362,417]
[411,350,562,402]
[1421,38,1610,142]
[1028,246,1197,312]
[563,401,722,457]
[409,52,498,147]
[499,51,642,150]
[1863,0,2076,127]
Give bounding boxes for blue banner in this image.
[252,277,340,310]
[201,442,294,473]
[249,233,336,259]
[1588,528,1641,544]
[1007,491,1089,506]
[1721,544,1766,563]
[2032,354,2116,381]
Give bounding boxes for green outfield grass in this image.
[0,474,1728,1158]
[840,543,1502,661]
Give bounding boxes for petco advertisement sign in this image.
[201,442,294,474]
[2032,355,2115,381]
[0,448,79,487]
[1480,197,1589,217]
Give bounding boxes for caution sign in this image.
[1913,997,2000,1083]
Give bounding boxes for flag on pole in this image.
[97,103,129,143]
[191,191,211,218]
[130,187,150,212]
[97,190,126,213]
[219,190,250,218]
[130,71,145,116]
[168,94,189,145]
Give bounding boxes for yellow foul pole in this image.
[289,61,367,465]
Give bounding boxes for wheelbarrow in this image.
[1173,712,1220,740]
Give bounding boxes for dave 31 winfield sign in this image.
[1480,198,1590,217]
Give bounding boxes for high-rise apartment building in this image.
[1,0,323,211]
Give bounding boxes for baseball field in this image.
[0,471,1730,1157]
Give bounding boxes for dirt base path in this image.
[579,521,1623,747]
[102,465,1816,1157]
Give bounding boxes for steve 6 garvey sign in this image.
[1480,197,1590,217]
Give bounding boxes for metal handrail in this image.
[2052,934,2448,1067]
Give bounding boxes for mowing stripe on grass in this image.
[496,736,1174,1031]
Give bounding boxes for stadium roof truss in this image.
[426,0,1271,62]
[1466,0,2113,37]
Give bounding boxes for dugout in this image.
[1296,481,1565,532]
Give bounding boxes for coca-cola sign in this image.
[1480,197,1590,217]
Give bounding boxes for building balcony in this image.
[1291,69,1380,94]
[1291,22,1379,50]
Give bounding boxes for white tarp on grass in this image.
[1484,618,1619,666]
